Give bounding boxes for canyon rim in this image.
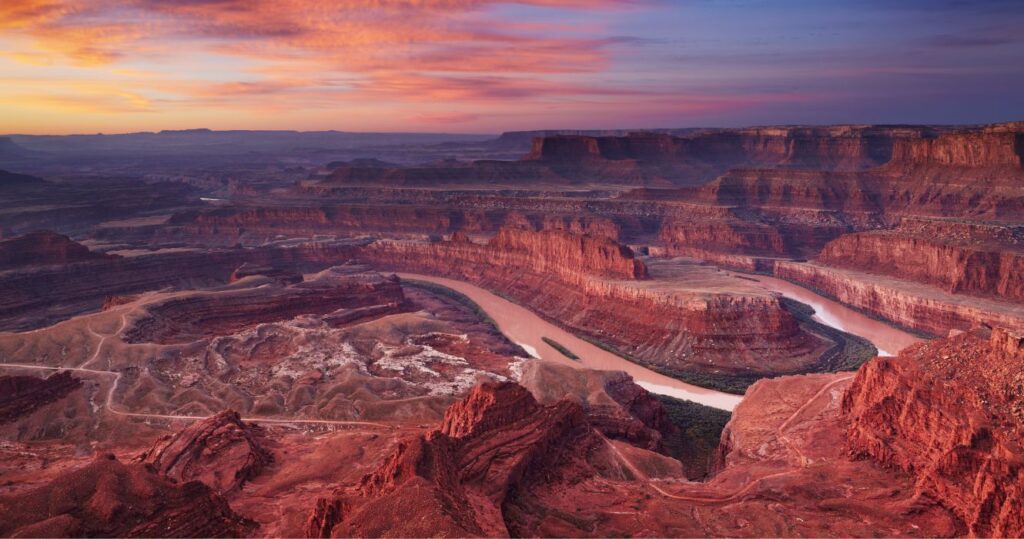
[2,1,1024,538]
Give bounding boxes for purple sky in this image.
[1,0,1022,134]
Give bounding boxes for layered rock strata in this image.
[0,371,82,423]
[818,221,1024,301]
[138,410,273,494]
[843,328,1024,537]
[329,382,620,537]
[122,266,406,344]
[362,226,821,374]
[773,260,1024,335]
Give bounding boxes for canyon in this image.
[0,122,1022,537]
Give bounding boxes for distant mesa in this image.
[0,230,114,271]
[158,128,214,135]
[324,158,397,169]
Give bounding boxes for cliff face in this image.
[488,226,647,280]
[659,217,788,256]
[527,126,921,172]
[773,260,1024,335]
[818,229,1024,301]
[363,227,820,374]
[843,328,1024,537]
[886,125,1024,169]
[161,205,504,245]
[137,410,273,495]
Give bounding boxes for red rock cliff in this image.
[886,124,1024,169]
[843,328,1024,537]
[818,225,1024,301]
[363,227,820,374]
[489,226,647,280]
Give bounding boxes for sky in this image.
[1,0,1023,135]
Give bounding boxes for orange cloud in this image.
[0,0,658,131]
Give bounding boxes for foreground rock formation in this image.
[324,382,628,537]
[138,410,273,494]
[844,327,1024,537]
[0,454,254,537]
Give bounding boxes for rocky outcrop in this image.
[659,216,789,256]
[0,371,82,423]
[335,382,618,537]
[0,231,113,271]
[304,498,345,538]
[843,328,1024,537]
[366,224,645,283]
[137,410,272,494]
[487,226,646,280]
[517,361,675,454]
[122,266,406,344]
[0,454,254,537]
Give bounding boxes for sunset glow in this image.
[2,0,1023,134]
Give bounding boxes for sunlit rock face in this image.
[844,328,1024,537]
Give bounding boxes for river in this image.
[397,272,922,412]
[739,273,923,357]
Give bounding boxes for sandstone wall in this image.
[773,261,1024,335]
[362,228,820,374]
[819,232,1024,301]
[842,329,1024,537]
[887,127,1023,169]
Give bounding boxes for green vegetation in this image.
[575,334,758,395]
[575,297,882,395]
[403,279,498,327]
[655,394,732,480]
[541,336,579,360]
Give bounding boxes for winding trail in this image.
[604,374,855,504]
